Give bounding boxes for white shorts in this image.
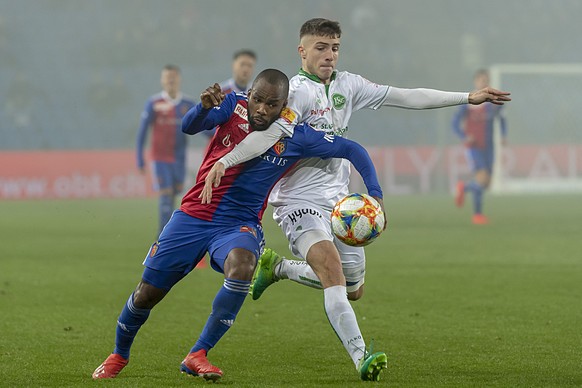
[273,202,366,292]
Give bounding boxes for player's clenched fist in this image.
[200,83,225,109]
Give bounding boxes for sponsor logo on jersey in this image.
[287,208,323,224]
[234,103,248,120]
[222,133,232,147]
[310,107,331,116]
[326,126,348,137]
[240,225,257,238]
[280,107,297,124]
[272,140,286,155]
[331,93,346,110]
[149,242,159,257]
[238,123,249,133]
[260,153,288,167]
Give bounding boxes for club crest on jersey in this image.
[234,103,248,120]
[280,107,297,124]
[272,140,286,155]
[240,226,257,238]
[332,93,346,110]
[149,242,159,257]
[222,134,232,147]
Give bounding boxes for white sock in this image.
[276,259,322,289]
[323,285,366,367]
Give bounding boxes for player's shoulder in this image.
[290,123,320,139]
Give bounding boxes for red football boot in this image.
[455,181,465,208]
[180,349,223,382]
[472,214,489,225]
[92,353,128,379]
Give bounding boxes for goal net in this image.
[489,64,582,194]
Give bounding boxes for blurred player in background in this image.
[92,69,384,382]
[219,49,257,94]
[201,18,510,381]
[136,64,196,234]
[452,69,507,225]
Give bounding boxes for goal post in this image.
[489,63,582,194]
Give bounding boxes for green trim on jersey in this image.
[298,68,338,97]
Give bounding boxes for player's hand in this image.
[468,87,511,105]
[200,83,225,109]
[199,162,226,204]
[372,196,387,231]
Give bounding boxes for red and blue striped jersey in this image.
[180,92,382,225]
[452,103,507,149]
[136,92,196,168]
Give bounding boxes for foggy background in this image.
[2,0,581,151]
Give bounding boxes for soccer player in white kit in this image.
[200,18,510,382]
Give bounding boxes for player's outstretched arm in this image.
[383,86,510,109]
[301,130,382,200]
[468,87,511,105]
[182,83,228,134]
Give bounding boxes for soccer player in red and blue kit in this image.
[136,64,196,234]
[93,69,384,382]
[452,69,507,225]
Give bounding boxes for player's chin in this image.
[250,117,269,131]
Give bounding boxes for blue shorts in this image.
[465,147,494,173]
[152,160,186,190]
[141,210,264,290]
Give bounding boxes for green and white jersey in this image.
[269,69,390,211]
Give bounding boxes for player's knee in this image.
[133,281,166,309]
[347,287,364,301]
[224,248,256,281]
[159,187,173,196]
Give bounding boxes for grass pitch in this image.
[1,195,581,387]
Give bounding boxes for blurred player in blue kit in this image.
[92,69,384,381]
[136,64,196,234]
[219,49,257,94]
[452,69,507,225]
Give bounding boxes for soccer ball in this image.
[331,193,385,247]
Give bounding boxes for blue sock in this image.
[159,194,173,234]
[190,278,250,353]
[466,181,484,214]
[113,293,151,360]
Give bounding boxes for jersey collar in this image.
[298,68,337,84]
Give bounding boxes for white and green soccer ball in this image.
[331,193,385,247]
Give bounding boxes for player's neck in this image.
[299,68,335,85]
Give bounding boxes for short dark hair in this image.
[233,49,257,61]
[300,18,341,39]
[252,68,289,97]
[163,64,180,73]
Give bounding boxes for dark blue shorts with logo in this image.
[142,210,264,290]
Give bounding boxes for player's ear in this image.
[298,45,306,59]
